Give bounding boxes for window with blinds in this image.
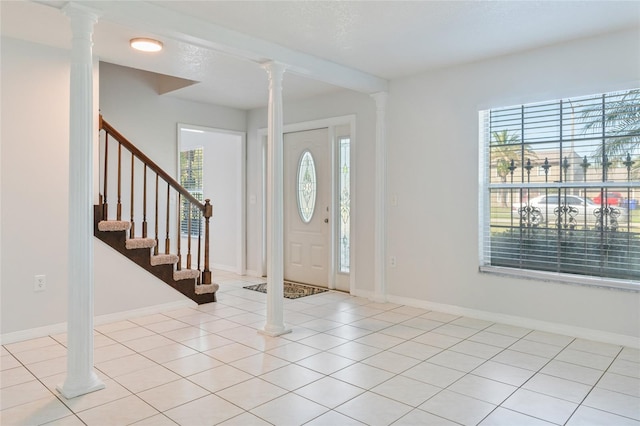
[179,147,204,236]
[479,88,640,289]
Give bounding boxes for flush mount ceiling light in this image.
[130,38,163,52]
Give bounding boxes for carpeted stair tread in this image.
[174,269,200,281]
[125,238,157,250]
[150,253,179,266]
[98,220,131,232]
[195,282,219,295]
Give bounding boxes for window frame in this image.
[479,90,640,292]
[179,146,204,237]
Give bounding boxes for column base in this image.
[57,373,105,399]
[370,294,388,303]
[259,324,292,337]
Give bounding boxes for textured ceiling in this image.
[150,1,640,79]
[2,1,639,110]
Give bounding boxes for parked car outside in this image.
[592,191,624,206]
[513,194,628,225]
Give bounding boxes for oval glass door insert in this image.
[297,150,317,223]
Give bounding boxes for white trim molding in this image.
[0,300,196,346]
[349,288,640,349]
[386,294,640,349]
[371,91,388,303]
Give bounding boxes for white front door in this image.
[284,128,330,286]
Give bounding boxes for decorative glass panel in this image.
[297,150,317,223]
[339,137,351,273]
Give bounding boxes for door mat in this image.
[243,282,328,299]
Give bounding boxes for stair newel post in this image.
[176,193,182,271]
[102,131,109,219]
[202,199,213,284]
[187,201,192,270]
[142,165,148,238]
[196,210,202,285]
[129,153,135,239]
[154,173,159,256]
[117,142,122,221]
[165,183,171,254]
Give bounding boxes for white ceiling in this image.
[2,1,639,110]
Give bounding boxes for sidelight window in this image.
[339,136,351,273]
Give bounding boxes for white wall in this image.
[386,28,640,341]
[99,62,247,174]
[1,38,71,335]
[0,38,194,338]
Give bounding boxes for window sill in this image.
[479,265,640,292]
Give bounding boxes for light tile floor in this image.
[1,270,639,425]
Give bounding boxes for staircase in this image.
[95,116,217,304]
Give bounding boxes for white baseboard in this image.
[350,288,374,300]
[211,263,242,275]
[390,294,639,349]
[93,299,197,327]
[0,299,196,345]
[350,288,639,349]
[0,322,69,346]
[243,269,263,278]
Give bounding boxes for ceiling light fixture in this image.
[130,38,163,52]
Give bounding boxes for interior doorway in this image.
[178,124,245,275]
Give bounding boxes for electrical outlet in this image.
[34,275,46,292]
[390,256,397,268]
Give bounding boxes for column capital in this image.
[261,60,287,74]
[261,61,287,89]
[62,2,101,24]
[63,2,99,63]
[371,91,388,110]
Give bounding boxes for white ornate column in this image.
[372,92,388,303]
[260,61,291,337]
[57,3,105,399]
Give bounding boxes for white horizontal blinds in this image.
[481,88,640,282]
[179,147,204,236]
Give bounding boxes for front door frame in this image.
[259,115,356,293]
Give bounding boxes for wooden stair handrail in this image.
[99,115,204,210]
[98,115,213,287]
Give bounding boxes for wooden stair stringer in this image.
[93,206,215,304]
